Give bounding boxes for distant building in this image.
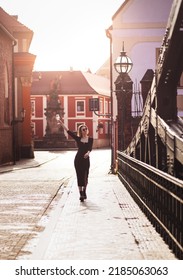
[95,58,110,79]
[31,71,111,148]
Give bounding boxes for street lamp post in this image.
[114,43,133,151]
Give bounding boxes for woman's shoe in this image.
[83,191,87,199]
[79,191,84,202]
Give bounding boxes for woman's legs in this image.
[75,159,90,201]
[83,168,89,199]
[83,176,88,199]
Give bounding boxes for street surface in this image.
[0,150,75,259]
[0,149,176,260]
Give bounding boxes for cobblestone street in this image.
[0,151,74,260]
[0,150,177,260]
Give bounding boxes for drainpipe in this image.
[106,27,114,173]
[12,40,17,164]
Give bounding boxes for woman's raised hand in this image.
[59,120,68,131]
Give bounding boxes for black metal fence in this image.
[117,151,183,259]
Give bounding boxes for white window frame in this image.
[76,100,85,115]
[100,99,103,114]
[31,99,36,117]
[105,100,108,114]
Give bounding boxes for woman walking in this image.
[59,121,93,202]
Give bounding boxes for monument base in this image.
[34,133,76,149]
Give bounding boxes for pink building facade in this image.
[31,71,111,148]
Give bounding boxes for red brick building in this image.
[31,71,111,148]
[0,22,15,164]
[0,8,36,165]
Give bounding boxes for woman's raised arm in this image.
[59,120,68,131]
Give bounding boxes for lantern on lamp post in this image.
[114,42,133,75]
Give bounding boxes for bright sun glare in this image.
[0,0,124,72]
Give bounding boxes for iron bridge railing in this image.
[117,151,183,259]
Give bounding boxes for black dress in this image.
[67,130,93,186]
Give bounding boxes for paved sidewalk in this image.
[28,156,176,260]
[0,151,58,173]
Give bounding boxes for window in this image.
[77,100,84,112]
[105,100,108,114]
[31,100,35,117]
[100,99,103,113]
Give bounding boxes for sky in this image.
[0,0,124,73]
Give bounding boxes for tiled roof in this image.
[31,71,110,96]
[95,58,110,79]
[0,7,33,35]
[82,71,110,96]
